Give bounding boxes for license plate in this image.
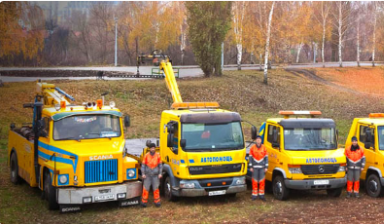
[208,190,226,196]
[94,194,115,202]
[120,198,140,207]
[314,180,329,185]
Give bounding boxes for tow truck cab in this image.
[248,111,346,200]
[8,82,141,212]
[345,113,384,198]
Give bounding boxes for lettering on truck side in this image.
[89,154,113,161]
[200,156,233,163]
[306,158,337,164]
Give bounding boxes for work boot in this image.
[259,195,266,201]
[155,202,161,208]
[346,192,352,198]
[251,195,258,201]
[354,193,360,198]
[141,202,147,208]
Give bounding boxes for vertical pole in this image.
[114,17,118,67]
[136,37,140,76]
[313,43,316,63]
[221,42,224,70]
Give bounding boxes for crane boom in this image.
[36,82,75,107]
[160,61,183,103]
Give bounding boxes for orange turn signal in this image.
[60,101,66,110]
[97,99,103,109]
[207,183,211,187]
[369,113,384,118]
[171,102,220,109]
[288,164,301,168]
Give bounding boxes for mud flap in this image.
[60,204,81,213]
[119,197,140,207]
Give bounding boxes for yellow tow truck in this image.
[251,111,346,200]
[345,113,384,197]
[8,82,141,212]
[130,52,256,201]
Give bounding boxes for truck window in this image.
[53,115,121,141]
[181,122,244,151]
[283,127,336,151]
[267,125,280,144]
[359,125,375,146]
[42,117,50,138]
[378,126,384,150]
[172,122,179,149]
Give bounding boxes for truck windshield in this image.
[181,122,244,151]
[379,126,384,150]
[53,115,121,140]
[284,128,336,150]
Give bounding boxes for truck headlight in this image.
[338,165,346,172]
[59,174,68,184]
[180,182,195,189]
[288,165,302,174]
[127,169,136,179]
[235,177,246,185]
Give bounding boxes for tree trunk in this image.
[357,14,360,67]
[322,19,326,67]
[236,43,242,70]
[372,5,377,67]
[296,43,302,63]
[338,2,343,68]
[264,2,275,85]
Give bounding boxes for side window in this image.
[267,125,280,144]
[42,117,50,138]
[359,125,375,145]
[173,122,179,149]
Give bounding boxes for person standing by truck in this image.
[345,136,365,198]
[249,135,268,201]
[141,143,163,207]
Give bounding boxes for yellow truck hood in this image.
[51,139,125,157]
[283,148,346,165]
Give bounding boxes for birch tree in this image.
[371,2,378,67]
[264,1,275,85]
[313,2,331,67]
[333,2,351,67]
[232,1,247,70]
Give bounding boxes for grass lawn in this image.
[1,67,384,223]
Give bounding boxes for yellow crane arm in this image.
[160,61,183,103]
[36,82,74,107]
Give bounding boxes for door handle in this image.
[375,162,378,165]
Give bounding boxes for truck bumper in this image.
[57,181,142,205]
[172,176,247,197]
[284,177,347,190]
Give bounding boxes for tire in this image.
[272,175,289,201]
[44,171,59,210]
[326,187,343,197]
[366,174,383,198]
[163,176,179,202]
[10,153,21,184]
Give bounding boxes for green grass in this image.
[1,67,384,223]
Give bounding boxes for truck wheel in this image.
[326,187,342,197]
[10,153,21,184]
[163,176,178,202]
[44,171,59,210]
[272,175,289,201]
[366,174,383,198]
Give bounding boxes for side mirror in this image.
[146,140,152,148]
[124,115,130,128]
[364,143,371,149]
[167,122,175,134]
[365,129,372,142]
[37,119,45,131]
[167,133,174,148]
[251,126,257,140]
[336,129,339,137]
[180,139,186,148]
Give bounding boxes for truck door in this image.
[358,124,376,178]
[165,121,180,178]
[265,124,281,180]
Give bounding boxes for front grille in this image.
[84,159,118,184]
[301,164,339,175]
[189,164,242,175]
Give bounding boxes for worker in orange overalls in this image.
[141,143,163,207]
[249,135,268,201]
[345,136,365,198]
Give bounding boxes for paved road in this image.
[0,61,380,83]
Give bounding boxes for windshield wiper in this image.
[59,137,81,142]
